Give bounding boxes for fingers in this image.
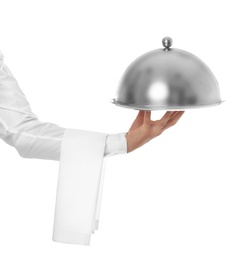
[168,111,185,126]
[140,110,183,129]
[161,111,185,131]
[143,110,151,125]
[170,111,179,119]
[158,111,174,126]
[128,110,145,132]
[133,110,145,124]
[136,110,145,118]
[158,111,183,127]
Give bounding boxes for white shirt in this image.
[0,50,127,160]
[0,49,128,245]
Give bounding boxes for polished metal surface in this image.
[111,37,223,110]
[162,36,173,49]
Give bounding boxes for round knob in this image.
[162,37,173,49]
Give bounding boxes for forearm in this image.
[0,51,127,160]
[0,111,65,160]
[0,109,127,160]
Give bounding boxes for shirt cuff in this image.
[104,132,127,157]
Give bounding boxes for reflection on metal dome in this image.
[111,37,223,110]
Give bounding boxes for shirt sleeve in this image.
[0,50,127,161]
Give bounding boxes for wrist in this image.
[126,129,147,153]
[125,132,131,153]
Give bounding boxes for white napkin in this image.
[52,128,108,245]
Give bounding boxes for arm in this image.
[0,49,184,160]
[0,108,127,160]
[0,106,184,159]
[0,52,127,160]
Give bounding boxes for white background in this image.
[0,0,250,259]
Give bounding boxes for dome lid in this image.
[111,37,223,110]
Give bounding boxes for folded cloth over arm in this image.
[52,128,109,245]
[0,49,128,246]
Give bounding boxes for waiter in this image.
[0,49,184,245]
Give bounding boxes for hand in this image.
[126,110,185,153]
